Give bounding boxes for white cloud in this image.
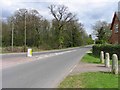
[1,0,119,37]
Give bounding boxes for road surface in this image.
[2,46,91,88]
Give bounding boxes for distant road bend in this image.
[2,45,92,88]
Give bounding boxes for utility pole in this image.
[24,11,27,52]
[11,21,14,52]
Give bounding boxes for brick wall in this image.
[118,12,120,44]
[118,21,120,44]
[110,13,119,44]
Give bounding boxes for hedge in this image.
[92,44,120,60]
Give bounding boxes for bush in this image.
[95,40,106,44]
[86,38,94,45]
[92,44,120,60]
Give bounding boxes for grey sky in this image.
[1,0,119,38]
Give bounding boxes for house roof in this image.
[110,12,120,30]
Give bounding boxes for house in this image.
[109,12,120,44]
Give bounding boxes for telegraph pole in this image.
[24,11,27,52]
[11,21,14,52]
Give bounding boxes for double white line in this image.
[36,50,77,60]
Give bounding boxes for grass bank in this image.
[59,72,119,88]
[81,52,100,64]
[81,52,120,64]
[1,46,82,54]
[1,47,48,53]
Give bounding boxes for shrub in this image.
[86,38,94,45]
[92,44,120,60]
[95,40,106,44]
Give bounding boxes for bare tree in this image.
[92,21,111,43]
[48,4,77,48]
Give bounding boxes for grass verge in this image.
[1,46,80,54]
[81,53,100,64]
[81,52,120,64]
[59,72,119,88]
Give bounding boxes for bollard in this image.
[112,54,118,74]
[105,53,110,67]
[27,48,32,57]
[100,51,104,63]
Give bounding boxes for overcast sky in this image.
[0,0,119,38]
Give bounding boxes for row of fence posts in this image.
[100,51,118,74]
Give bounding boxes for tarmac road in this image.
[2,46,92,88]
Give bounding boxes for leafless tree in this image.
[48,4,77,48]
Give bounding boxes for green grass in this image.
[81,52,120,64]
[59,72,119,88]
[81,53,100,64]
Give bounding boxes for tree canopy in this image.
[93,21,111,44]
[2,4,93,51]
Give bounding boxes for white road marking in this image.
[36,50,77,60]
[69,64,77,73]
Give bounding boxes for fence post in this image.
[112,54,118,74]
[105,53,110,67]
[100,51,104,63]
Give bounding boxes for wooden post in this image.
[11,21,14,52]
